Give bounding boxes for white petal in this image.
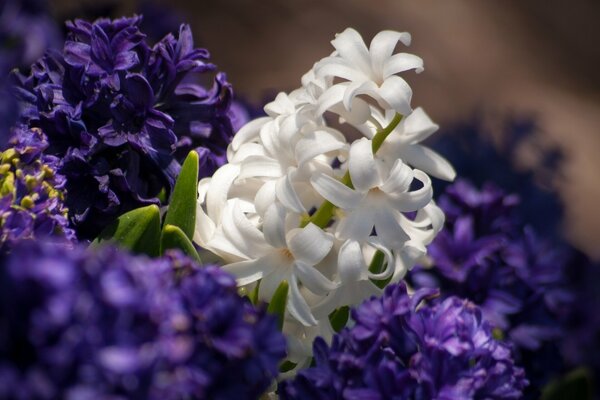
[263,203,287,248]
[254,180,277,217]
[221,200,270,259]
[294,261,337,295]
[379,159,414,195]
[388,170,433,212]
[287,223,333,265]
[390,241,426,282]
[259,262,293,299]
[349,138,380,191]
[229,142,266,164]
[231,117,270,151]
[194,199,215,247]
[310,172,363,210]
[206,164,240,222]
[342,80,379,112]
[337,240,367,283]
[288,274,318,326]
[365,237,395,281]
[374,206,409,248]
[315,57,369,82]
[295,129,346,165]
[223,253,280,286]
[276,171,306,213]
[398,145,456,181]
[369,31,412,76]
[311,290,342,320]
[401,107,439,144]
[264,92,295,117]
[383,53,424,78]
[337,207,374,242]
[259,119,283,158]
[331,28,372,75]
[317,84,371,125]
[377,75,413,116]
[238,155,284,179]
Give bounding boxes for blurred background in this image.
[30,0,600,258]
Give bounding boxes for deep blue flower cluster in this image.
[280,283,527,399]
[12,16,236,238]
[409,179,576,396]
[0,241,286,399]
[0,126,75,251]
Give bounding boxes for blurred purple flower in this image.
[409,179,575,396]
[0,0,62,145]
[0,241,286,399]
[12,16,235,238]
[280,283,527,400]
[0,126,75,251]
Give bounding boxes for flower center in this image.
[280,248,294,261]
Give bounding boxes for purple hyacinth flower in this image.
[280,283,527,400]
[0,126,75,251]
[408,179,576,397]
[0,241,286,399]
[12,16,236,238]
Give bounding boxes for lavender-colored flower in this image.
[0,126,75,251]
[12,16,236,238]
[0,241,286,399]
[409,179,575,396]
[280,283,527,400]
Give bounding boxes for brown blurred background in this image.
[55,0,600,258]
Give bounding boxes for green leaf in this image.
[160,224,202,263]
[368,249,392,289]
[249,280,261,305]
[267,280,289,330]
[329,306,350,332]
[92,205,161,257]
[279,360,297,373]
[542,368,594,400]
[163,150,199,241]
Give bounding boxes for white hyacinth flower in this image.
[223,203,335,326]
[366,107,456,181]
[315,27,423,116]
[311,137,432,248]
[194,28,455,367]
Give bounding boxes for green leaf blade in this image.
[161,224,202,264]
[267,280,289,331]
[163,150,199,241]
[92,205,161,257]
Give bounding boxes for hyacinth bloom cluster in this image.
[279,283,528,399]
[12,16,236,238]
[408,179,575,393]
[0,126,75,251]
[0,240,286,399]
[195,28,455,362]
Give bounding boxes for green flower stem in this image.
[371,112,402,153]
[301,113,403,229]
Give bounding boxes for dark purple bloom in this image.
[12,16,236,238]
[0,126,75,251]
[280,283,527,400]
[409,179,575,396]
[0,241,286,399]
